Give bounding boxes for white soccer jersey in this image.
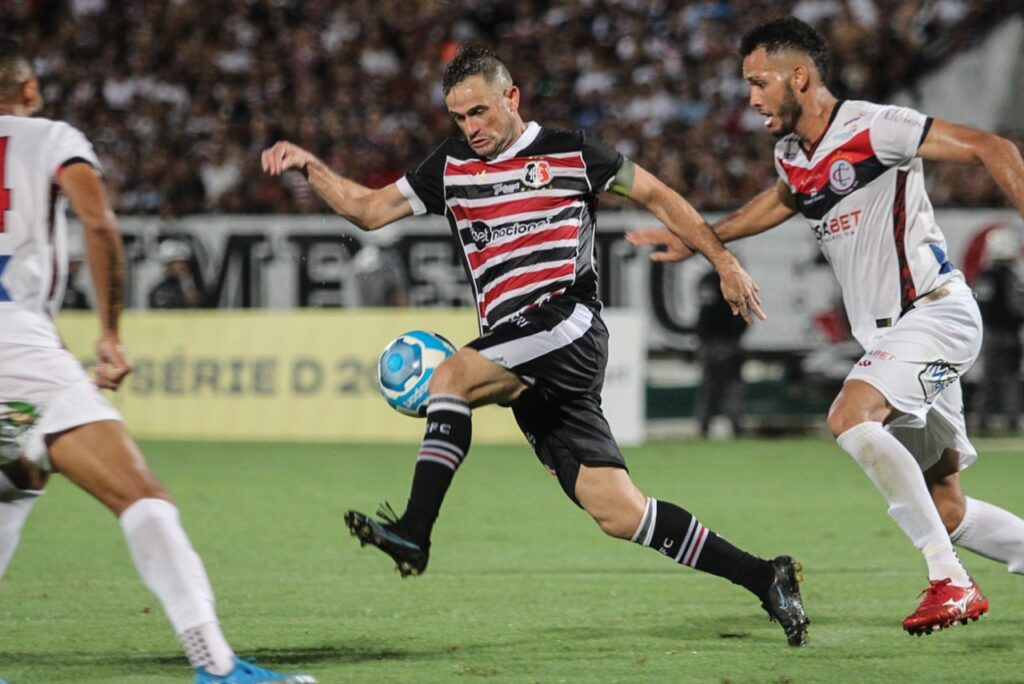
[0,115,100,347]
[774,100,958,348]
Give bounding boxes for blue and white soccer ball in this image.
[377,330,457,417]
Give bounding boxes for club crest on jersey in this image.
[522,160,553,188]
[828,158,857,194]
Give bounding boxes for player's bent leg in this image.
[47,419,170,515]
[831,382,972,600]
[347,349,529,577]
[576,465,809,646]
[574,464,645,538]
[930,451,1024,575]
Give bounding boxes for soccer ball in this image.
[377,330,457,417]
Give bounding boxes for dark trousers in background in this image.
[977,331,1022,432]
[697,340,745,438]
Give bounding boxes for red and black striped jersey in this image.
[396,122,623,334]
[773,100,960,348]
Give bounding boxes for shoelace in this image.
[376,501,401,525]
[917,578,953,602]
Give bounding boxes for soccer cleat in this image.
[760,556,810,646]
[345,502,429,577]
[194,657,316,683]
[902,579,989,635]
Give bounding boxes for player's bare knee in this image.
[827,403,867,438]
[429,355,467,395]
[582,492,645,539]
[589,507,640,539]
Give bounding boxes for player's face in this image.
[742,48,802,139]
[445,74,521,158]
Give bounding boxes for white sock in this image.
[0,496,38,578]
[837,422,970,586]
[120,498,235,674]
[951,497,1024,574]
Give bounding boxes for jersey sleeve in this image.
[47,121,101,181]
[396,139,450,216]
[869,105,933,167]
[579,131,624,193]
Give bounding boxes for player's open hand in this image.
[93,333,133,390]
[625,228,695,262]
[718,262,766,324]
[261,141,313,176]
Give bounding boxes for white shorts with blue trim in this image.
[846,280,981,472]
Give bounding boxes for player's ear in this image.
[504,84,520,113]
[23,77,43,114]
[792,64,810,93]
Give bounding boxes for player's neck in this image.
[796,91,839,149]
[490,118,528,157]
[0,103,30,117]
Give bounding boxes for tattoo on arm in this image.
[104,238,126,331]
[609,159,636,198]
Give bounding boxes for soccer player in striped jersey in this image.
[0,38,315,683]
[263,44,809,646]
[629,17,1024,636]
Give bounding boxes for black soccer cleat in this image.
[344,503,429,578]
[760,555,810,646]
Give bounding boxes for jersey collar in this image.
[489,121,541,161]
[801,100,845,160]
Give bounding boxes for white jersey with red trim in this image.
[774,100,959,348]
[0,115,99,347]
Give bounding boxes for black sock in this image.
[399,394,472,544]
[632,497,772,598]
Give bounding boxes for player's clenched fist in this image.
[261,140,313,176]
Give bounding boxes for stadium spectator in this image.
[695,268,749,438]
[148,239,205,309]
[628,16,1024,636]
[263,44,810,646]
[0,38,314,684]
[347,240,410,307]
[974,226,1024,433]
[2,1,1018,217]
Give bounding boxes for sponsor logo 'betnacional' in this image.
[468,218,550,250]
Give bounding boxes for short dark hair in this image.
[441,44,511,95]
[739,17,830,80]
[0,36,33,100]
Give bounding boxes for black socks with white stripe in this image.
[400,394,472,544]
[632,497,772,598]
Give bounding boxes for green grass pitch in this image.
[2,437,1022,683]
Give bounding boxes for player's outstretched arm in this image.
[617,161,766,323]
[58,163,132,390]
[626,180,796,261]
[261,140,413,230]
[918,120,1024,217]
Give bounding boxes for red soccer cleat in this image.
[902,579,989,635]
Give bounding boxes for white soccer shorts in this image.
[0,343,122,470]
[846,282,981,472]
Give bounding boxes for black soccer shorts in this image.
[466,297,627,505]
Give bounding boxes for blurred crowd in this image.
[5,0,1021,216]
